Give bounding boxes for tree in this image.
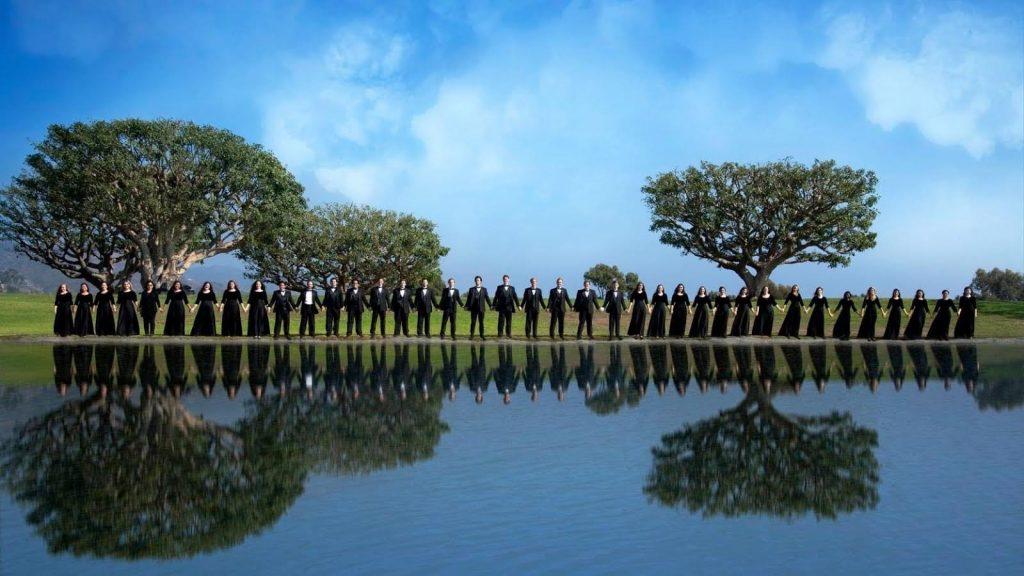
[239,203,449,287]
[584,263,640,296]
[0,119,305,287]
[642,159,879,292]
[971,268,1024,301]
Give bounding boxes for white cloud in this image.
[314,160,406,203]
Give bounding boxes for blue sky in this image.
[1,0,1021,294]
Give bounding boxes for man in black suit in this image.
[602,279,627,340]
[391,280,412,336]
[414,278,438,337]
[296,280,322,337]
[323,277,344,337]
[269,281,295,338]
[491,274,520,338]
[574,280,600,340]
[438,278,463,339]
[464,275,491,340]
[521,277,545,339]
[368,278,390,338]
[548,277,571,339]
[345,279,367,337]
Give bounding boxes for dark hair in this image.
[474,275,482,282]
[250,280,264,292]
[171,280,183,291]
[843,291,853,299]
[56,283,68,294]
[201,281,213,292]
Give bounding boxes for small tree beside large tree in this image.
[642,159,879,292]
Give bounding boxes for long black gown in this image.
[689,295,711,337]
[778,294,803,338]
[627,292,648,337]
[191,290,218,336]
[806,295,828,338]
[903,298,929,339]
[710,296,731,337]
[730,295,752,336]
[116,290,140,336]
[54,292,74,336]
[882,298,904,339]
[94,291,116,336]
[139,290,160,335]
[831,298,856,339]
[953,296,977,338]
[647,293,669,338]
[752,295,776,336]
[668,292,689,337]
[247,290,270,337]
[73,293,94,336]
[221,289,243,336]
[857,298,882,340]
[164,290,189,336]
[926,298,957,340]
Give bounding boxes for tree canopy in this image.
[642,159,879,291]
[971,268,1024,301]
[0,119,305,287]
[583,263,640,295]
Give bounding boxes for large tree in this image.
[642,159,879,292]
[239,203,449,287]
[0,119,305,287]
[583,263,640,296]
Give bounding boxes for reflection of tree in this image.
[644,383,879,520]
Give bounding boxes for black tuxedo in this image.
[391,287,412,336]
[438,287,463,338]
[368,285,390,336]
[323,286,344,336]
[547,287,571,338]
[295,289,322,337]
[521,287,545,338]
[464,286,491,338]
[414,287,438,336]
[269,289,295,337]
[574,288,600,339]
[345,287,367,335]
[603,289,627,338]
[492,284,519,337]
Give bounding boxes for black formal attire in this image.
[730,295,753,336]
[857,298,882,340]
[346,287,367,336]
[464,286,491,338]
[221,289,243,336]
[574,288,600,339]
[74,293,94,336]
[163,290,188,336]
[438,287,463,338]
[116,290,140,336]
[94,291,116,336]
[54,292,74,336]
[627,291,648,337]
[647,292,669,337]
[882,298,904,339]
[368,286,390,336]
[296,288,322,337]
[710,295,731,337]
[806,295,828,338]
[391,287,412,336]
[521,287,545,338]
[603,289,627,338]
[926,298,957,340]
[414,287,438,336]
[903,298,929,339]
[190,291,218,336]
[778,294,803,337]
[492,284,520,337]
[832,298,857,339]
[547,287,571,338]
[689,295,711,337]
[269,289,295,337]
[139,290,160,335]
[323,286,344,336]
[247,290,270,337]
[751,295,776,336]
[668,292,689,337]
[954,296,977,338]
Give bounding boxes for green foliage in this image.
[642,159,879,291]
[972,268,1024,301]
[584,263,640,296]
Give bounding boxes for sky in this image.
[0,0,1022,294]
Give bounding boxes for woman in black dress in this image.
[926,289,957,340]
[903,289,929,339]
[163,280,189,336]
[882,289,905,339]
[730,287,753,336]
[778,285,803,338]
[857,287,883,340]
[806,286,830,338]
[190,281,218,336]
[116,280,140,336]
[751,286,778,336]
[220,280,244,336]
[668,284,690,337]
[688,286,712,338]
[247,280,270,338]
[139,280,160,336]
[626,282,649,339]
[647,284,669,338]
[73,283,94,336]
[94,281,116,336]
[53,284,74,336]
[710,287,731,337]
[953,287,978,339]
[831,291,856,340]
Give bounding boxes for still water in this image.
[0,341,1021,575]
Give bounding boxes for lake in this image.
[1,340,1022,575]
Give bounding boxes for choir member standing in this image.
[710,286,731,338]
[751,286,777,337]
[345,280,367,337]
[574,280,601,339]
[926,289,957,340]
[903,289,929,339]
[368,278,390,337]
[668,284,690,337]
[269,281,295,338]
[414,278,438,337]
[627,282,649,339]
[521,278,545,339]
[190,281,218,336]
[73,283,94,336]
[689,286,712,338]
[296,280,322,337]
[492,275,520,338]
[163,280,189,336]
[730,287,753,337]
[777,285,803,338]
[94,281,116,336]
[220,280,244,336]
[438,278,463,339]
[832,291,856,340]
[323,277,344,337]
[603,280,627,340]
[806,287,830,338]
[857,287,882,340]
[116,280,140,336]
[882,289,906,340]
[647,284,669,338]
[953,287,978,339]
[464,276,491,339]
[390,280,412,336]
[53,284,73,337]
[139,280,160,336]
[547,277,571,339]
[247,280,270,338]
